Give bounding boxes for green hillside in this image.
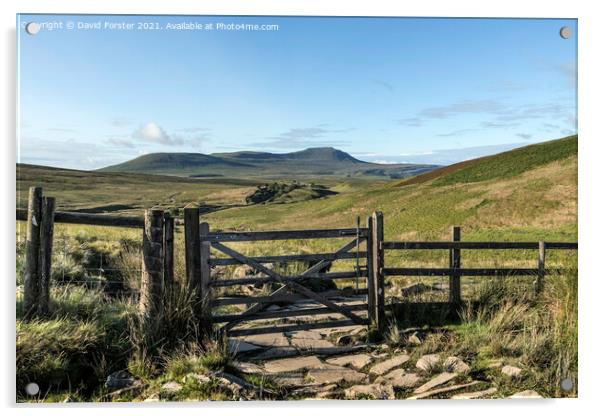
[204,136,578,244]
[397,135,577,187]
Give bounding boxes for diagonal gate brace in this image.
[212,240,366,330]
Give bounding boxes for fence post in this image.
[371,211,385,331]
[23,186,43,318]
[163,213,174,289]
[366,215,376,327]
[139,209,165,322]
[199,222,211,329]
[184,206,201,293]
[38,196,55,316]
[536,241,546,295]
[449,226,461,305]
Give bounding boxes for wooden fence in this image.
[383,225,578,305]
[18,187,578,334]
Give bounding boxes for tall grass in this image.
[455,268,578,397]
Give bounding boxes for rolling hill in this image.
[99,147,437,179]
[203,135,578,242]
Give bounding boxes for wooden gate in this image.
[184,208,386,336]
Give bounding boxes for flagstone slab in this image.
[240,333,290,348]
[369,354,411,376]
[416,354,441,372]
[345,383,395,400]
[285,330,323,340]
[307,363,367,384]
[326,353,373,371]
[229,339,264,354]
[444,356,470,374]
[451,387,497,399]
[413,372,457,394]
[375,368,422,388]
[290,337,336,350]
[409,381,480,400]
[263,355,324,374]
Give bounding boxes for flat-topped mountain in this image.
[100,147,436,179]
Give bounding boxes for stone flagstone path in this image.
[218,294,544,400]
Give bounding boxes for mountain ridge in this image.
[99,146,436,179]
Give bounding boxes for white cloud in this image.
[132,122,179,145]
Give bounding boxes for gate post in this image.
[449,226,461,305]
[536,241,546,295]
[371,211,385,331]
[184,206,201,292]
[140,209,165,322]
[23,186,43,318]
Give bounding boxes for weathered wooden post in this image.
[371,211,385,331]
[38,196,55,316]
[23,186,43,318]
[199,222,212,329]
[163,213,174,289]
[536,241,546,295]
[139,209,165,322]
[366,215,376,327]
[184,206,201,292]
[449,226,461,305]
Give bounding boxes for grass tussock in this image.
[398,268,577,397]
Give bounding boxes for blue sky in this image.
[17,15,577,169]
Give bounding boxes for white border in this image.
[2,1,600,415]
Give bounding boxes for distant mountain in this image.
[100,153,251,173]
[213,147,364,163]
[100,147,438,179]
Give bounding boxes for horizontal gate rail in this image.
[203,228,368,242]
[210,251,367,266]
[211,288,368,306]
[227,319,370,337]
[383,241,578,250]
[17,207,145,228]
[209,270,367,287]
[213,303,368,323]
[383,267,566,277]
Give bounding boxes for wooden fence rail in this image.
[383,226,578,304]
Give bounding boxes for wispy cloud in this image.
[396,98,575,137]
[46,127,77,133]
[371,79,394,93]
[177,127,212,133]
[110,116,133,128]
[360,143,526,166]
[436,128,481,137]
[397,117,423,127]
[249,124,355,149]
[419,99,505,119]
[516,133,532,140]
